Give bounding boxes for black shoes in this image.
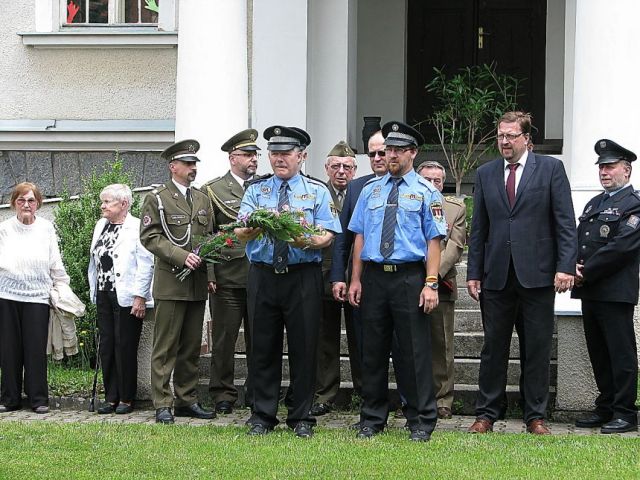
[155,407,175,424]
[600,418,638,434]
[292,422,314,438]
[247,423,272,436]
[215,401,234,414]
[97,403,116,414]
[0,404,20,413]
[575,412,612,428]
[356,426,380,439]
[115,403,133,415]
[409,429,431,442]
[174,403,215,419]
[310,403,331,416]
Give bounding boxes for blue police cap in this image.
[594,139,636,164]
[382,121,425,148]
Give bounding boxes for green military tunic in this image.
[139,181,214,408]
[200,171,252,405]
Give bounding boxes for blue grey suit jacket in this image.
[467,153,577,290]
[328,173,376,283]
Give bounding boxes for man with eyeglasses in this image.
[348,121,446,442]
[466,111,577,435]
[235,126,341,438]
[310,141,358,417]
[416,161,466,420]
[201,129,260,415]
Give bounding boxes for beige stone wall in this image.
[0,3,176,120]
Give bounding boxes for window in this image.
[65,0,160,25]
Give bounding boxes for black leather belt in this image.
[252,262,320,274]
[365,261,424,273]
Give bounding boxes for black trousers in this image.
[581,299,638,422]
[247,263,322,428]
[208,287,252,405]
[359,262,437,433]
[477,264,555,423]
[96,291,144,404]
[0,298,49,408]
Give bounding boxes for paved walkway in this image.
[0,407,638,437]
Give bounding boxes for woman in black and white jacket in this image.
[88,184,154,414]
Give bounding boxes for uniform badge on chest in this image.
[599,224,610,238]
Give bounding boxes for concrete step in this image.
[199,354,557,387]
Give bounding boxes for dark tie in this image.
[185,188,193,208]
[243,181,249,191]
[337,191,345,207]
[380,177,401,259]
[599,193,610,209]
[506,163,519,208]
[273,181,290,272]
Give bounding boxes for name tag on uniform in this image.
[401,193,424,201]
[294,193,316,201]
[224,200,238,204]
[170,214,187,220]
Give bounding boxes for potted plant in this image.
[424,63,523,196]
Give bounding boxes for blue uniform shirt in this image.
[239,173,341,265]
[348,170,446,263]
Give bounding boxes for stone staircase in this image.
[197,257,558,415]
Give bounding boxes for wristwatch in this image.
[425,281,439,290]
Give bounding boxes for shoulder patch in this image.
[142,215,152,227]
[430,200,444,222]
[626,215,640,229]
[203,177,223,187]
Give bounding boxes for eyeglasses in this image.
[384,146,413,154]
[16,198,37,206]
[231,152,260,159]
[328,163,355,172]
[367,150,386,158]
[496,132,525,142]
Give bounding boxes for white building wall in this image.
[0,2,176,120]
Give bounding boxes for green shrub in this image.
[54,154,140,368]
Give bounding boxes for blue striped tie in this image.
[273,181,290,272]
[380,177,401,259]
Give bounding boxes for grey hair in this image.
[416,161,447,181]
[100,183,133,210]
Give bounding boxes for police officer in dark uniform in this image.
[140,139,215,424]
[348,121,447,442]
[572,139,640,434]
[235,126,341,438]
[201,129,260,414]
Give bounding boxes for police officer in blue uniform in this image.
[348,121,447,442]
[572,139,640,434]
[235,126,341,438]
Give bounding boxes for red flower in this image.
[225,237,234,247]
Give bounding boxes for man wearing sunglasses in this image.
[201,129,260,415]
[466,111,577,435]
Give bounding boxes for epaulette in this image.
[192,187,208,200]
[416,176,437,191]
[151,184,167,195]
[302,173,326,186]
[245,173,273,186]
[202,176,223,187]
[363,176,382,187]
[444,195,464,206]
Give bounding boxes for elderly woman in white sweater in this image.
[88,184,154,414]
[0,182,70,414]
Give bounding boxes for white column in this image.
[564,0,640,210]
[251,0,308,176]
[174,0,248,185]
[305,0,358,178]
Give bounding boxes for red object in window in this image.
[67,1,80,23]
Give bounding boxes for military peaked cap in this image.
[382,121,425,148]
[264,125,308,151]
[594,138,637,164]
[221,129,261,153]
[161,139,200,162]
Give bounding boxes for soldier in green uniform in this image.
[139,139,216,424]
[200,129,260,414]
[417,161,467,419]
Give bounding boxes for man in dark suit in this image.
[466,111,577,435]
[572,139,639,434]
[311,141,358,416]
[201,129,260,414]
[328,131,387,403]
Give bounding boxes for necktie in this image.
[506,163,519,208]
[185,188,193,208]
[380,177,401,259]
[243,181,249,191]
[599,193,610,209]
[337,191,345,207]
[273,181,290,272]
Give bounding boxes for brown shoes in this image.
[437,407,452,419]
[527,419,551,435]
[468,418,494,433]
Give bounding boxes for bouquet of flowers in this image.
[176,231,239,281]
[222,208,323,243]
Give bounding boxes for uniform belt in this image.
[365,261,424,273]
[252,262,320,274]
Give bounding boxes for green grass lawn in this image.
[0,422,637,479]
